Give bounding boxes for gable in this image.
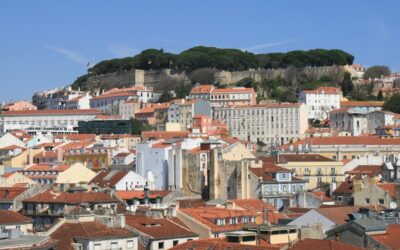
[288,209,336,233]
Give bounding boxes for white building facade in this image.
[298,87,342,121]
[0,109,100,135]
[213,103,308,145]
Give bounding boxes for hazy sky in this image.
[1,1,399,101]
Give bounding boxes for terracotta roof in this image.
[303,86,342,95]
[0,144,25,150]
[170,238,279,250]
[179,207,258,233]
[115,190,170,200]
[100,134,138,140]
[92,91,134,100]
[340,101,384,108]
[54,134,96,141]
[345,165,383,178]
[177,199,206,208]
[220,102,302,109]
[231,199,277,212]
[125,215,197,239]
[95,114,122,120]
[0,210,32,225]
[190,85,214,94]
[0,187,28,201]
[141,131,190,140]
[333,180,354,194]
[33,151,57,159]
[51,221,135,250]
[59,140,94,150]
[23,164,70,172]
[292,238,363,250]
[370,224,400,250]
[250,162,301,184]
[1,109,100,116]
[23,190,118,204]
[282,136,400,149]
[113,152,131,158]
[89,170,128,188]
[264,154,334,163]
[211,87,255,94]
[315,206,359,225]
[312,191,334,202]
[377,183,398,198]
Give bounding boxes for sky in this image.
[1,1,399,101]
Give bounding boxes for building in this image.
[0,109,101,135]
[89,170,147,191]
[167,99,212,130]
[32,87,87,110]
[250,161,306,209]
[125,215,199,250]
[298,86,342,121]
[119,98,141,119]
[281,136,400,161]
[213,103,308,144]
[189,85,256,107]
[19,164,70,185]
[50,220,138,250]
[78,118,141,135]
[64,94,92,110]
[0,210,33,235]
[192,115,228,136]
[353,178,400,208]
[344,64,367,79]
[22,190,119,231]
[288,206,359,234]
[266,154,344,190]
[330,108,395,136]
[177,206,258,238]
[340,101,383,111]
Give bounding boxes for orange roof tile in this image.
[171,238,279,250]
[54,134,96,141]
[303,86,342,95]
[0,210,32,225]
[23,190,118,204]
[1,109,100,116]
[115,190,170,200]
[0,187,28,201]
[190,85,214,94]
[340,101,384,108]
[370,224,400,250]
[377,183,398,197]
[211,87,255,94]
[292,238,363,250]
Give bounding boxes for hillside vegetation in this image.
[72,46,354,90]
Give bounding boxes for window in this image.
[110,242,118,249]
[283,185,287,192]
[94,244,101,250]
[282,173,287,179]
[379,199,384,205]
[158,242,165,249]
[126,240,134,248]
[317,177,322,183]
[366,198,370,204]
[173,240,179,246]
[332,176,336,182]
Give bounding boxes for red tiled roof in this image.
[0,144,25,150]
[23,164,70,172]
[51,221,135,250]
[54,134,96,141]
[340,101,384,108]
[33,151,57,159]
[113,152,131,158]
[370,224,400,250]
[115,190,170,200]
[292,238,363,250]
[211,87,255,94]
[315,206,359,225]
[312,191,334,202]
[231,199,277,212]
[282,136,400,149]
[170,238,279,250]
[264,154,334,163]
[179,207,258,233]
[142,131,190,140]
[59,140,94,150]
[333,180,354,194]
[1,109,101,116]
[377,183,398,198]
[190,85,214,94]
[0,187,28,201]
[303,86,342,95]
[0,210,32,225]
[89,170,128,188]
[221,102,302,109]
[23,190,118,204]
[125,215,197,239]
[345,165,382,178]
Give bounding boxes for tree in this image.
[158,91,174,103]
[235,77,257,88]
[383,94,400,113]
[363,65,391,79]
[340,72,354,96]
[377,90,383,101]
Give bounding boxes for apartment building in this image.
[0,109,101,135]
[330,108,395,136]
[213,103,308,145]
[298,86,342,121]
[32,87,88,110]
[168,99,212,130]
[266,154,345,190]
[189,84,256,107]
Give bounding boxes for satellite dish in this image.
[390,202,397,209]
[255,216,263,225]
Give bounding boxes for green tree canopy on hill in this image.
[383,94,400,113]
[363,65,391,79]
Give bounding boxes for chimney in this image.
[143,185,150,205]
[57,148,64,162]
[225,201,236,210]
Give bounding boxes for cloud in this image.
[243,39,298,52]
[46,46,89,66]
[107,43,138,58]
